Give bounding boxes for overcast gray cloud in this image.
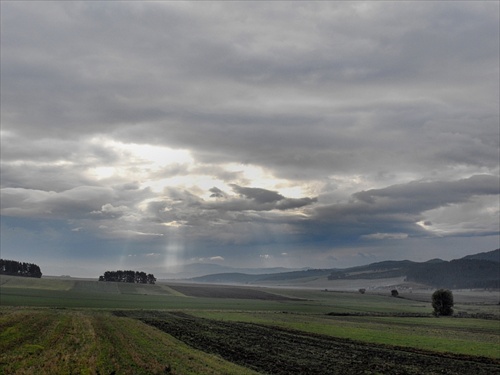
[312,175,499,241]
[1,1,498,277]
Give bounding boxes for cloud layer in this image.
[1,2,498,276]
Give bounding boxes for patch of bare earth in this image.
[118,310,500,375]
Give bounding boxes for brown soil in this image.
[116,310,500,375]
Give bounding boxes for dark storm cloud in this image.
[209,187,226,199]
[4,2,498,175]
[231,185,285,204]
[201,185,317,212]
[142,186,316,228]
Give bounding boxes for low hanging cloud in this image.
[361,233,409,241]
[209,256,225,262]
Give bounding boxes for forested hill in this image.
[328,249,499,289]
[405,258,499,289]
[191,249,500,289]
[0,259,42,278]
[461,248,500,263]
[190,269,332,284]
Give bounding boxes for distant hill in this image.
[462,249,499,263]
[328,250,499,289]
[327,260,414,280]
[192,269,332,284]
[188,273,263,284]
[158,263,304,280]
[190,249,500,289]
[425,258,446,264]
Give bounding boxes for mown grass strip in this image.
[0,308,258,375]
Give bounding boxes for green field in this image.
[0,308,258,375]
[1,275,499,374]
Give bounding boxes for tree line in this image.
[0,259,42,278]
[98,270,156,284]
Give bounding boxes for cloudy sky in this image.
[1,1,499,278]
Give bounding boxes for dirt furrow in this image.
[116,311,500,375]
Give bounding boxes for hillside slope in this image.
[191,249,500,289]
[462,249,500,263]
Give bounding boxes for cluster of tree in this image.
[0,259,42,278]
[98,270,156,284]
[432,289,454,316]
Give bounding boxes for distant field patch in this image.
[168,284,302,300]
[115,282,173,296]
[72,280,121,293]
[0,275,73,291]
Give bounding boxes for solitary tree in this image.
[391,289,399,297]
[432,289,454,316]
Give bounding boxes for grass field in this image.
[1,275,499,374]
[190,311,500,358]
[0,308,258,375]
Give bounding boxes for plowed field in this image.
[115,310,500,375]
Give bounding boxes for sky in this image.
[1,1,499,278]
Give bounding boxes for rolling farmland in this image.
[1,275,499,374]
